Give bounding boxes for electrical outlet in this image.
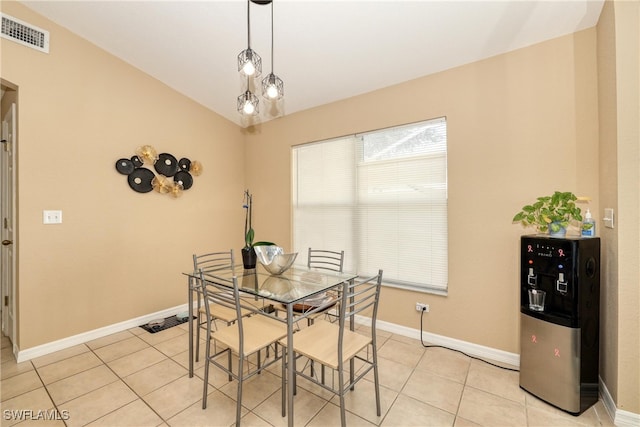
[415,302,429,312]
[43,210,62,224]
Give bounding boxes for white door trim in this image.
[1,98,17,355]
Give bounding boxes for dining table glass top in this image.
[190,264,357,305]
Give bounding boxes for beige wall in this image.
[245,29,600,354]
[2,0,637,416]
[597,0,620,408]
[614,1,640,414]
[1,2,246,349]
[597,0,640,415]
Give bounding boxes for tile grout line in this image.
[86,329,187,426]
[31,329,174,425]
[29,358,70,427]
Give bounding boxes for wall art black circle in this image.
[127,168,155,193]
[131,155,144,168]
[154,153,179,177]
[178,158,191,171]
[115,158,135,175]
[174,171,193,190]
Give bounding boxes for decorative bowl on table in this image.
[254,245,298,275]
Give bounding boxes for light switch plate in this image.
[603,208,614,229]
[43,210,62,224]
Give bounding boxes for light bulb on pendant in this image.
[243,100,255,115]
[238,48,261,77]
[243,61,255,76]
[262,72,283,100]
[237,89,259,116]
[266,85,278,99]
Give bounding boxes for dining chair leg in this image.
[236,357,244,426]
[227,349,233,382]
[293,352,297,394]
[202,341,210,409]
[349,357,355,391]
[338,364,347,427]
[281,347,286,417]
[195,312,201,362]
[373,345,381,416]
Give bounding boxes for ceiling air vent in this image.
[1,13,49,53]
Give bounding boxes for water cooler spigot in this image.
[556,272,568,293]
[527,268,537,287]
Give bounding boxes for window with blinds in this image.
[293,117,448,294]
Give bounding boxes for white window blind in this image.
[293,117,448,293]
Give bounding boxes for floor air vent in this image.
[1,13,49,53]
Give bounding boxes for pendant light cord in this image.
[270,1,274,73]
[246,0,251,49]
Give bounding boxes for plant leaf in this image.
[245,228,254,247]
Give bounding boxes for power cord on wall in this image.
[419,308,519,372]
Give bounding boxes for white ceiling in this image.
[19,0,604,127]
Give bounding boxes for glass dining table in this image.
[184,264,357,426]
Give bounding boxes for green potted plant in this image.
[242,189,275,268]
[512,191,583,237]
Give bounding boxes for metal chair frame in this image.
[281,270,383,427]
[193,250,245,361]
[307,248,345,272]
[200,270,287,426]
[307,248,345,324]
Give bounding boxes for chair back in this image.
[193,250,235,274]
[198,270,247,355]
[308,248,345,273]
[337,270,383,361]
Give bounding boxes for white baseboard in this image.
[354,315,520,367]
[614,408,640,427]
[601,379,618,422]
[16,303,189,363]
[600,378,640,427]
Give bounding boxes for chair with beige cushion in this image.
[199,270,287,426]
[280,269,383,427]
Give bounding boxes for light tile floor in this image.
[1,322,615,426]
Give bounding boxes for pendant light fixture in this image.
[236,0,284,116]
[237,78,259,115]
[237,0,261,78]
[261,1,284,100]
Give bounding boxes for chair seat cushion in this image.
[213,315,287,356]
[281,320,372,369]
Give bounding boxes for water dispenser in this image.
[519,235,600,415]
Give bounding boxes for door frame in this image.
[1,78,18,354]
